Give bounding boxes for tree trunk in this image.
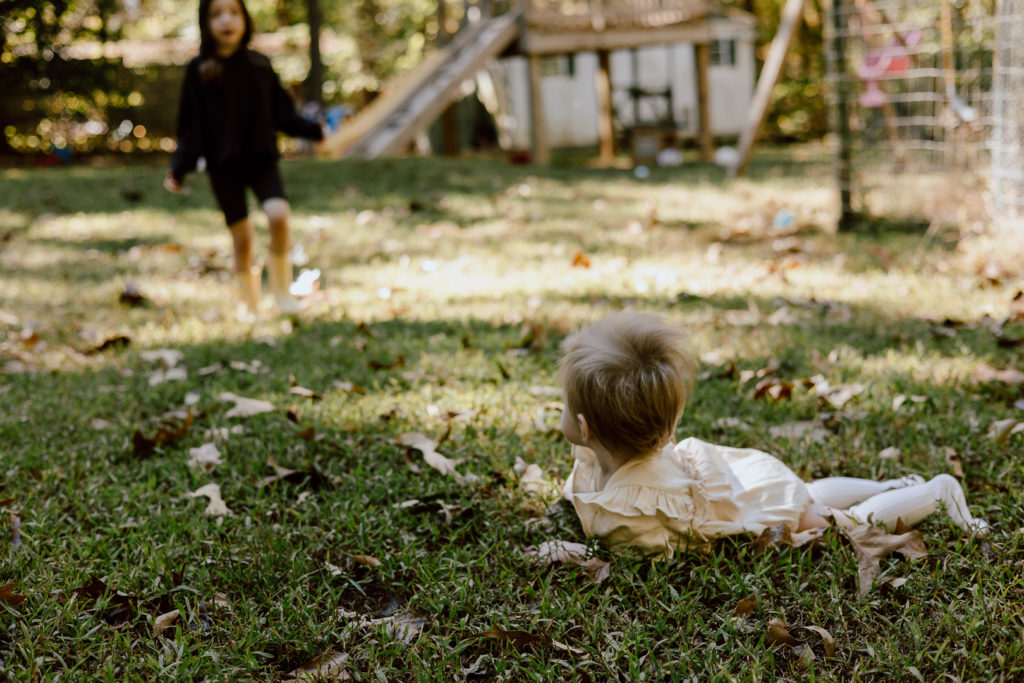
[304,0,324,105]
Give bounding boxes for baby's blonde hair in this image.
[559,312,697,460]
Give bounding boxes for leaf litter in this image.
[840,522,928,597]
[132,410,194,458]
[391,431,479,485]
[284,651,350,682]
[186,483,234,517]
[187,443,223,473]
[524,540,611,584]
[218,392,275,418]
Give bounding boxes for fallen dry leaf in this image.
[218,392,274,418]
[751,524,823,554]
[331,380,366,394]
[807,376,864,409]
[768,420,831,444]
[891,394,927,411]
[878,446,902,461]
[714,417,753,432]
[187,443,223,473]
[140,348,184,368]
[285,651,350,682]
[576,557,611,584]
[440,408,479,423]
[337,609,427,644]
[88,335,131,354]
[153,609,180,637]
[524,540,611,584]
[879,575,909,593]
[943,447,964,478]
[800,625,835,658]
[753,378,794,402]
[525,539,589,564]
[368,355,405,371]
[132,410,194,458]
[68,577,136,625]
[1009,289,1024,320]
[351,554,381,569]
[392,432,456,474]
[518,462,557,497]
[841,523,927,597]
[148,366,188,386]
[289,386,323,401]
[767,618,816,668]
[119,281,148,306]
[186,483,234,517]
[986,418,1024,443]
[972,363,1024,385]
[391,431,478,484]
[472,625,547,651]
[229,359,265,374]
[732,595,757,619]
[0,582,26,606]
[257,458,337,488]
[767,618,801,647]
[533,402,564,434]
[9,510,22,548]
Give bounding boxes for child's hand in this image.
[163,172,182,194]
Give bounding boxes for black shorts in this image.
[208,160,286,225]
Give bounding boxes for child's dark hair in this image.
[197,0,254,84]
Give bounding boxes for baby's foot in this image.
[884,474,926,490]
[965,517,990,536]
[236,303,259,324]
[274,293,304,315]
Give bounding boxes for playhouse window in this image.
[540,54,575,77]
[710,39,736,67]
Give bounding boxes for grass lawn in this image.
[1,148,1022,681]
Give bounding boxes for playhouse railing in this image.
[523,0,710,30]
[458,0,709,31]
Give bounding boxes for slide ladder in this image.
[322,10,521,159]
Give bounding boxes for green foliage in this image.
[719,0,829,141]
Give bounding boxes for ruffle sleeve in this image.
[571,485,706,558]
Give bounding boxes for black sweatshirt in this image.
[170,49,323,182]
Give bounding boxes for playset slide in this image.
[321,9,521,158]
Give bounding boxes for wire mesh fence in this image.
[991,0,1024,228]
[824,0,1022,232]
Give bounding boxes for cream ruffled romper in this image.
[564,437,811,558]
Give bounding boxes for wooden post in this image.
[729,0,807,176]
[831,0,855,230]
[527,53,550,164]
[596,50,615,164]
[437,0,460,156]
[304,0,324,105]
[694,42,713,162]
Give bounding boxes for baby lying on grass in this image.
[559,312,988,558]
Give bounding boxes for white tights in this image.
[805,474,989,533]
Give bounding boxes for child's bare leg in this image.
[229,217,260,319]
[263,198,301,313]
[843,474,988,534]
[805,474,925,509]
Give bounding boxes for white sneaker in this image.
[274,293,304,315]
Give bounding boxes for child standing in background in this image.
[560,312,989,559]
[164,0,324,320]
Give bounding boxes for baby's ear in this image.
[577,414,591,442]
